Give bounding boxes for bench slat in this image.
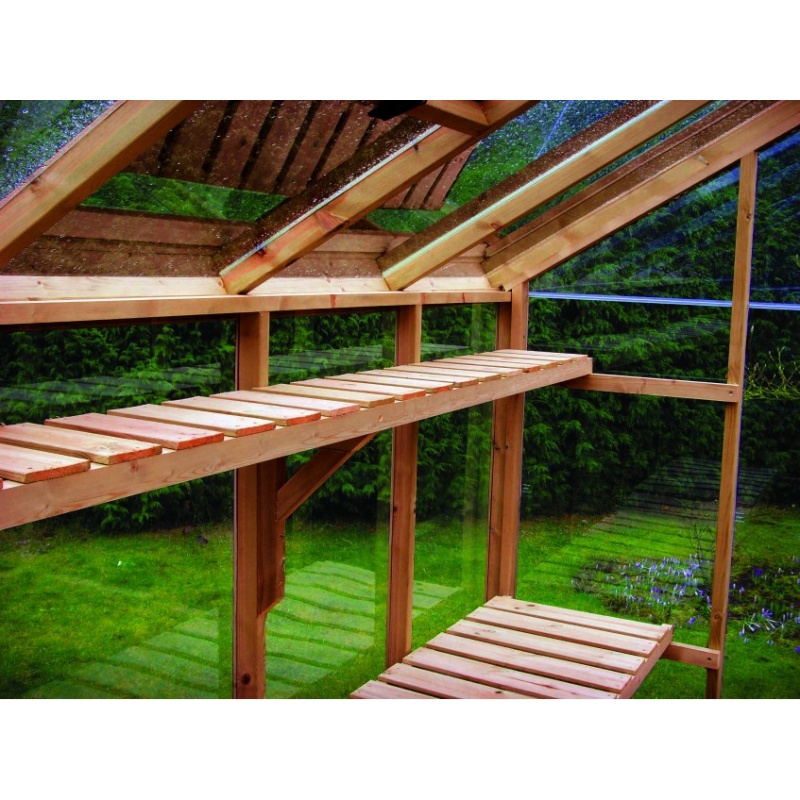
[0,422,162,465]
[0,442,90,483]
[404,647,618,699]
[486,596,672,641]
[46,413,224,449]
[214,390,359,417]
[257,383,395,408]
[292,378,425,401]
[108,404,275,437]
[164,396,317,426]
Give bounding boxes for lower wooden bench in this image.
[352,596,673,699]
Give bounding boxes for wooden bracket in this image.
[276,434,377,522]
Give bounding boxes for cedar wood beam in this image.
[486,283,530,598]
[218,103,536,295]
[386,305,422,666]
[378,101,708,291]
[706,152,757,699]
[563,374,741,403]
[486,100,800,289]
[234,311,278,698]
[0,101,202,267]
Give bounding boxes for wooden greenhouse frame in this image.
[1,99,798,699]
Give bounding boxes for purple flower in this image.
[687,617,697,626]
[754,568,765,577]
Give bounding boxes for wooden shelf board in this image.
[1,351,592,530]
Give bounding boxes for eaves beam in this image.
[217,102,536,295]
[484,100,800,289]
[378,100,709,291]
[0,101,202,268]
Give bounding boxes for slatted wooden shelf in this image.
[352,596,673,699]
[0,350,591,528]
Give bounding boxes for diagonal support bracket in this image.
[276,433,377,522]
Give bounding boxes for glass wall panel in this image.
[0,320,235,698]
[529,164,741,380]
[517,134,800,698]
[724,131,800,699]
[265,311,394,698]
[518,392,726,698]
[410,305,496,649]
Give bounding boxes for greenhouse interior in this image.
[0,99,798,700]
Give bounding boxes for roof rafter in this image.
[484,100,800,289]
[217,102,536,295]
[378,100,709,291]
[0,101,202,268]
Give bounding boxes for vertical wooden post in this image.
[233,311,286,698]
[386,304,422,666]
[706,152,758,699]
[487,285,530,599]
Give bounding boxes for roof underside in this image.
[1,99,798,300]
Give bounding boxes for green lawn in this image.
[0,505,797,699]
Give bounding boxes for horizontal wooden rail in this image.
[0,352,592,530]
[563,374,741,402]
[0,288,509,328]
[663,641,721,670]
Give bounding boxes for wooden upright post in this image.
[233,311,286,698]
[706,152,758,698]
[486,284,530,598]
[386,305,422,666]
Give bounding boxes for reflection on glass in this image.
[1,100,114,200]
[409,305,496,648]
[266,433,391,699]
[265,311,394,697]
[412,403,492,650]
[0,320,236,698]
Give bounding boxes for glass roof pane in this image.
[367,100,628,232]
[500,101,726,239]
[1,100,114,201]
